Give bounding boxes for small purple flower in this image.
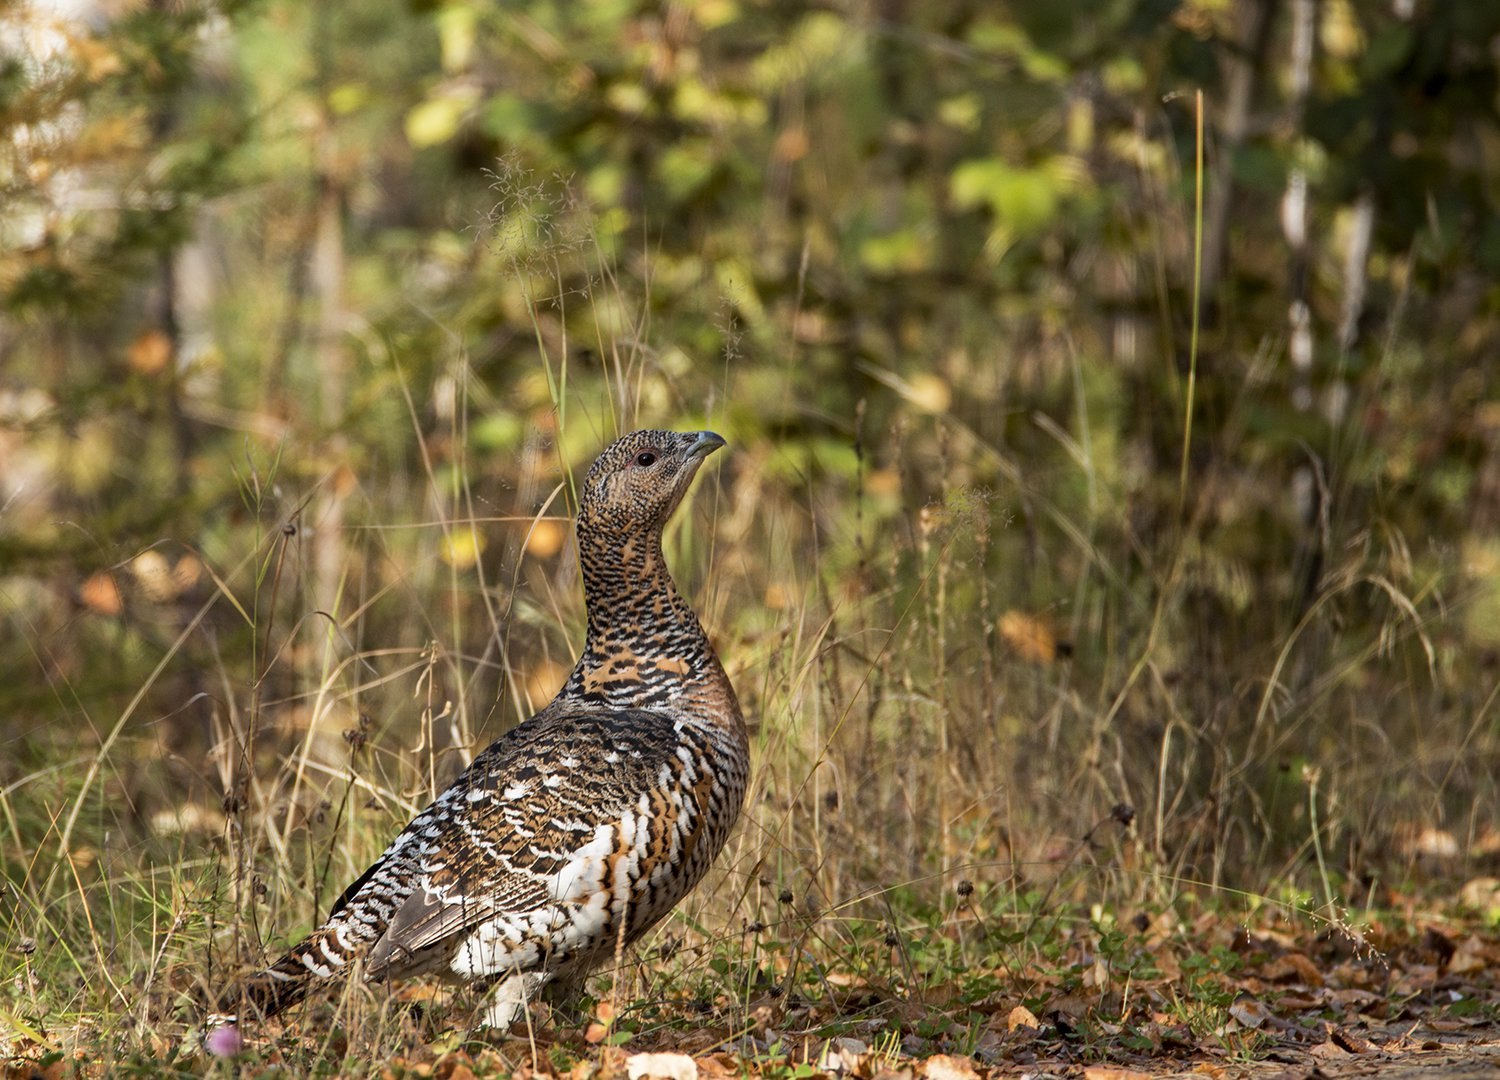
[204,1022,242,1057]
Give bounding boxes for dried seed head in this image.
[778,889,794,905]
[956,879,974,898]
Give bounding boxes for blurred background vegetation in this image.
[2,0,1500,1038]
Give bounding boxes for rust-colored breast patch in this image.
[585,666,642,695]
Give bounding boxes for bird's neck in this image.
[561,525,725,710]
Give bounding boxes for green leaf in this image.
[951,158,1060,233]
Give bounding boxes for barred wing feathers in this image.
[361,707,729,982]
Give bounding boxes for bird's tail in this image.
[209,935,340,1024]
[203,853,391,1028]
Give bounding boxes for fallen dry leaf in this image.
[816,1039,871,1075]
[1394,825,1459,859]
[920,1054,980,1080]
[585,1000,618,1044]
[1459,876,1500,909]
[1262,951,1324,986]
[625,1053,697,1080]
[1228,993,1274,1030]
[1426,1015,1492,1031]
[1327,987,1382,1010]
[1422,926,1457,967]
[693,1055,738,1080]
[1330,1026,1376,1054]
[435,1058,477,1080]
[1082,1068,1151,1080]
[1006,1004,1041,1033]
[1308,1039,1353,1061]
[1450,934,1495,975]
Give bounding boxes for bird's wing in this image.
[363,706,685,980]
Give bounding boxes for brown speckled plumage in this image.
[215,430,747,1030]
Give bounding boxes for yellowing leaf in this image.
[854,361,949,414]
[773,127,809,163]
[80,572,122,616]
[132,549,177,601]
[525,519,564,559]
[127,329,171,374]
[328,82,367,115]
[1459,876,1500,912]
[439,528,486,569]
[436,3,477,73]
[70,35,123,81]
[999,610,1057,664]
[585,1000,616,1043]
[906,373,951,414]
[406,94,470,148]
[332,463,358,498]
[865,468,901,497]
[174,553,204,592]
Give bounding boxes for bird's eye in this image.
[635,451,657,467]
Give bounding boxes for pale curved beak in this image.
[688,431,727,459]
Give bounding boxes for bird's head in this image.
[578,429,726,538]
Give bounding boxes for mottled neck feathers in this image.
[564,519,724,713]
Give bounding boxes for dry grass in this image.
[2,170,1497,1077]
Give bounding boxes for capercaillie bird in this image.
[212,430,747,1031]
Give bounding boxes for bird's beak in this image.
[687,431,727,460]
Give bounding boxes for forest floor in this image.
[8,891,1498,1079]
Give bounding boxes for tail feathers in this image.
[212,939,340,1023]
[214,967,310,1023]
